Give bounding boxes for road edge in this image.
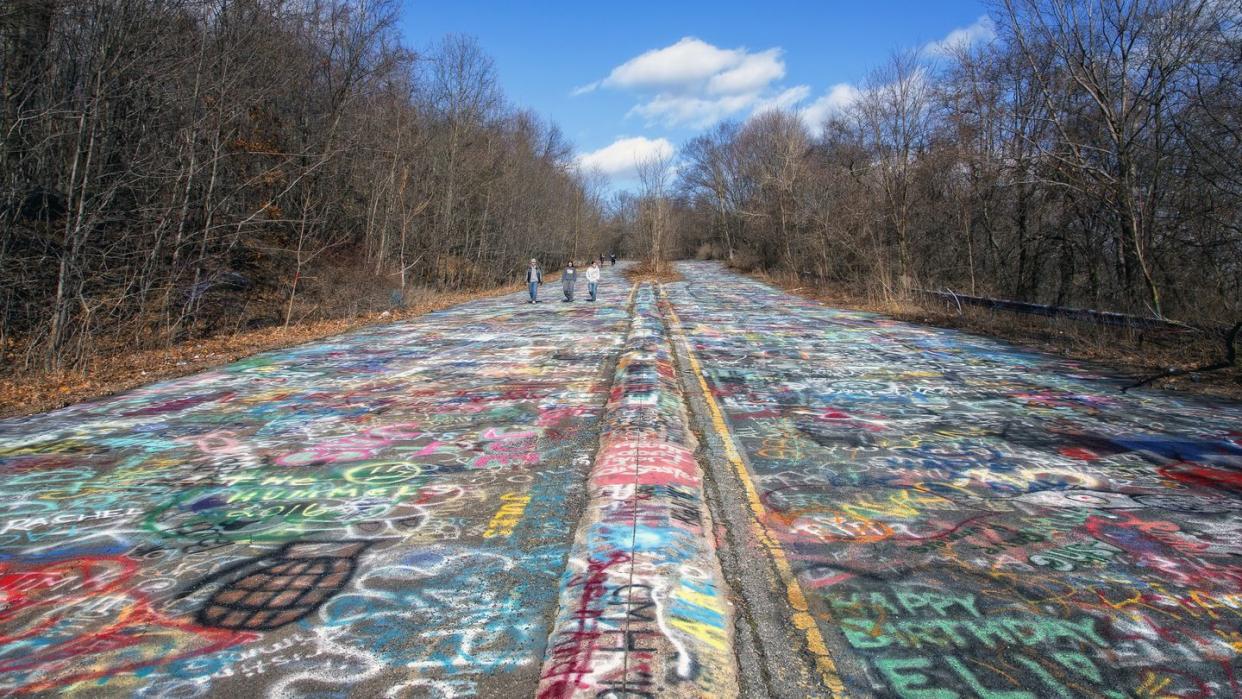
[658,282,849,699]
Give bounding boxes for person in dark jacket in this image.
[609,253,616,266]
[561,262,578,302]
[526,259,543,303]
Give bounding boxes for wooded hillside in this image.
[1,0,608,371]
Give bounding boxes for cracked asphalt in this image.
[662,261,1242,699]
[2,260,1241,698]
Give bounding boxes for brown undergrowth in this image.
[625,261,684,284]
[752,269,1242,402]
[0,282,528,419]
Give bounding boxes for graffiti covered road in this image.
[0,267,642,697]
[663,262,1242,699]
[5,258,1242,698]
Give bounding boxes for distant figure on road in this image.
[526,259,542,303]
[598,254,604,266]
[561,262,577,302]
[586,261,601,302]
[609,253,616,266]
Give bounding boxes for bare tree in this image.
[669,0,1239,330]
[1001,0,1227,317]
[680,122,744,260]
[636,151,674,272]
[853,50,934,288]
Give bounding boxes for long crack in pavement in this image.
[662,261,1242,699]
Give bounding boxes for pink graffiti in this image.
[590,440,699,488]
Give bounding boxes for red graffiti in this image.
[591,440,699,488]
[0,556,254,692]
[539,550,631,699]
[1159,463,1242,493]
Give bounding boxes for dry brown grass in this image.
[754,270,1242,401]
[0,282,525,419]
[625,260,684,284]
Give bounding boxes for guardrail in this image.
[915,288,1191,331]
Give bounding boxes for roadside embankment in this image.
[747,267,1242,401]
[0,271,579,418]
[0,285,517,418]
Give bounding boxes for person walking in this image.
[526,259,542,303]
[586,261,601,302]
[609,253,616,266]
[561,261,578,302]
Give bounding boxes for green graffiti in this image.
[840,614,1105,651]
[876,657,959,699]
[875,653,1122,699]
[944,657,1035,699]
[830,589,980,619]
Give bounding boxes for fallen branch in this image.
[1122,321,1241,392]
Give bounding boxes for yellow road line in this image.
[659,285,848,698]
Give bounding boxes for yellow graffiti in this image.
[342,461,426,485]
[669,618,728,652]
[839,489,952,521]
[482,492,531,538]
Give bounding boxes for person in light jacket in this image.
[561,261,578,302]
[585,261,601,302]
[526,259,543,303]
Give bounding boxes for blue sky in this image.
[399,1,992,190]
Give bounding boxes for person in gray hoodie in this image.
[561,261,578,302]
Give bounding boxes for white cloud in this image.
[630,93,759,130]
[601,38,743,92]
[706,48,785,95]
[574,27,988,170]
[799,83,862,132]
[576,136,676,178]
[753,85,812,117]
[924,16,997,57]
[578,37,789,128]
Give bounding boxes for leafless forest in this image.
[2,0,612,371]
[665,0,1240,330]
[3,0,1240,381]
